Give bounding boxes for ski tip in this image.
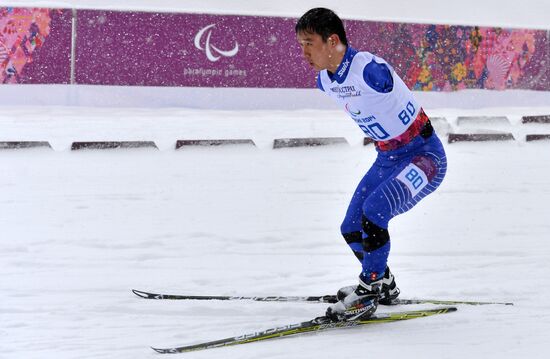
[151,347,173,354]
[132,289,154,299]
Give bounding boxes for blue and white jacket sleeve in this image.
[363,59,394,93]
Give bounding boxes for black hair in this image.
[295,8,348,46]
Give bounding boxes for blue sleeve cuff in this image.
[363,60,393,93]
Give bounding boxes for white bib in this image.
[319,51,421,141]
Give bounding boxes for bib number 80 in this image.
[398,101,416,125]
[358,123,390,141]
[356,101,417,141]
[396,163,428,197]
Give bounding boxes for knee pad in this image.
[342,231,364,261]
[361,216,390,252]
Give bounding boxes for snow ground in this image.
[1,106,550,359]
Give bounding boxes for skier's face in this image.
[296,31,337,72]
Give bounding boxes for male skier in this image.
[295,8,447,321]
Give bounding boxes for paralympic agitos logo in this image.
[194,24,239,62]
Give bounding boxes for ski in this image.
[132,289,513,306]
[392,298,513,306]
[132,289,336,303]
[151,306,457,354]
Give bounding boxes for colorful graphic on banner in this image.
[0,7,71,84]
[349,22,548,91]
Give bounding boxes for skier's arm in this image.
[363,60,394,93]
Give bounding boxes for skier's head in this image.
[295,8,348,46]
[295,8,348,71]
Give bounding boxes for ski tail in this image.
[392,298,514,306]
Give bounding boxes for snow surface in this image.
[2,106,550,359]
[2,1,550,358]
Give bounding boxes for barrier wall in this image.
[1,7,549,91]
